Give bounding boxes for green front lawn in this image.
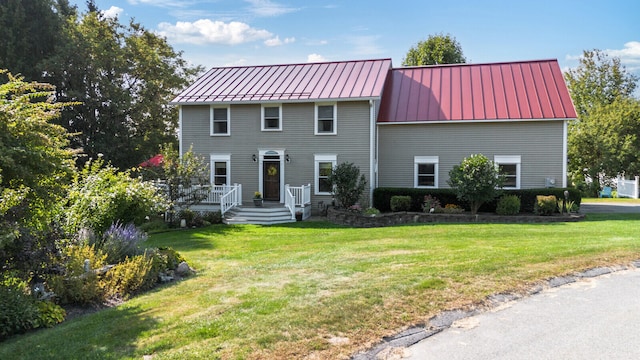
[3,214,640,359]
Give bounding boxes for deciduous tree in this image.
[448,154,504,215]
[402,33,466,66]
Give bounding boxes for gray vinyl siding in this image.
[378,121,565,189]
[180,101,373,206]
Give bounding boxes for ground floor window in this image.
[414,156,439,188]
[314,154,336,195]
[494,155,521,189]
[210,154,231,185]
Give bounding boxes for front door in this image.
[263,160,280,201]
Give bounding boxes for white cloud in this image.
[605,41,640,70]
[264,36,295,47]
[157,19,273,45]
[307,53,327,62]
[102,6,123,19]
[245,0,298,17]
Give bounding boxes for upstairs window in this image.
[262,105,282,131]
[414,156,439,188]
[315,103,337,135]
[494,155,521,189]
[210,106,230,136]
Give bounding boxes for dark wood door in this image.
[263,161,280,201]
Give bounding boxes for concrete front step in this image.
[224,205,296,225]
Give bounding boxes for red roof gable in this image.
[171,58,392,104]
[377,59,577,123]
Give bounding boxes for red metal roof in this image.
[171,58,392,104]
[377,59,577,123]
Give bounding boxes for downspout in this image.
[369,100,376,204]
[562,119,568,187]
[178,105,183,158]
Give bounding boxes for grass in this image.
[2,213,640,359]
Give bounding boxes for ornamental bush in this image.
[448,154,504,215]
[65,158,168,236]
[327,162,367,209]
[100,222,147,264]
[390,196,412,212]
[496,195,521,215]
[534,195,558,216]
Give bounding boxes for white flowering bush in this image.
[65,158,168,235]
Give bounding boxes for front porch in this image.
[179,183,312,225]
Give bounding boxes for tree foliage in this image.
[565,49,640,191]
[327,162,367,209]
[65,157,168,236]
[402,33,466,66]
[448,154,504,215]
[43,9,202,169]
[1,1,202,170]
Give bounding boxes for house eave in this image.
[376,118,574,125]
[170,96,382,106]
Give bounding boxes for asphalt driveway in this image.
[579,201,640,214]
[405,267,640,359]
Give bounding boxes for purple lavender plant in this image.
[102,221,148,263]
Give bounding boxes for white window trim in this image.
[210,154,231,185]
[314,154,337,195]
[314,102,337,135]
[414,156,439,188]
[210,105,230,136]
[494,155,521,189]
[261,104,282,131]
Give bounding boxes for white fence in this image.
[617,176,639,199]
[284,184,312,220]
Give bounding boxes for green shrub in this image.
[0,279,40,339]
[35,301,66,329]
[65,158,168,235]
[448,154,503,215]
[363,207,381,216]
[152,247,186,271]
[102,254,156,298]
[327,162,367,209]
[534,195,558,216]
[496,195,521,215]
[49,245,107,305]
[390,196,412,212]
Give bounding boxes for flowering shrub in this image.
[65,158,168,235]
[100,222,147,264]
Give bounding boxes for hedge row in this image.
[372,187,582,213]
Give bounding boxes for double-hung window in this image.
[210,106,230,136]
[314,154,337,195]
[315,103,337,135]
[261,104,282,131]
[494,155,521,189]
[210,154,231,185]
[414,156,439,188]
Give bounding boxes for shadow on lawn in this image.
[0,304,160,359]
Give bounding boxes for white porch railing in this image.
[617,176,639,199]
[220,183,242,215]
[284,184,311,219]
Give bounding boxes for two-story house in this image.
[170,58,576,224]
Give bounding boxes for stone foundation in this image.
[327,207,584,228]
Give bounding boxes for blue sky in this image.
[73,0,639,75]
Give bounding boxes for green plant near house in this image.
[390,195,412,212]
[496,195,521,215]
[534,195,558,216]
[448,154,504,215]
[327,162,367,209]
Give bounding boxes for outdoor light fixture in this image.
[252,154,257,162]
[285,154,290,163]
